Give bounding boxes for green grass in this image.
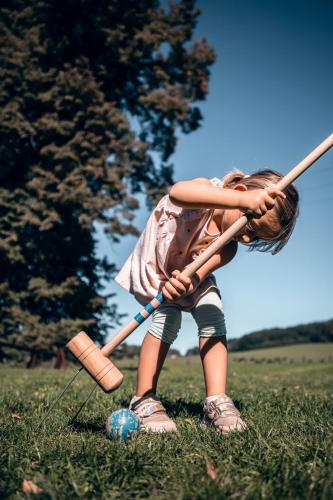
[1,346,333,499]
[230,343,333,363]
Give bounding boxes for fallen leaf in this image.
[206,458,219,482]
[10,413,21,420]
[33,391,45,399]
[22,479,43,494]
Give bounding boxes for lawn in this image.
[230,343,333,363]
[1,344,333,499]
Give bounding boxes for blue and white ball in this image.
[106,409,140,440]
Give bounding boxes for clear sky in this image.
[98,0,333,354]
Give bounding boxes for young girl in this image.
[115,169,299,434]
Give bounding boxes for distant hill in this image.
[185,319,333,355]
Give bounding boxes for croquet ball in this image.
[106,409,140,440]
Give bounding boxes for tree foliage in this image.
[186,319,333,355]
[0,0,215,348]
[228,319,333,352]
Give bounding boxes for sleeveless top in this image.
[114,178,224,311]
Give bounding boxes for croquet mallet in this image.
[66,133,333,392]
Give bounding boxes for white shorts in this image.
[148,290,227,345]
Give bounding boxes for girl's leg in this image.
[192,290,247,433]
[130,305,181,433]
[199,336,228,395]
[136,332,170,396]
[135,303,182,396]
[191,290,228,396]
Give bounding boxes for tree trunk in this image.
[26,352,38,368]
[54,347,68,369]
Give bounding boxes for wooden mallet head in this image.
[67,331,123,393]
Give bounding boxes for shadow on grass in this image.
[234,399,245,412]
[69,419,104,433]
[163,399,203,418]
[163,397,246,418]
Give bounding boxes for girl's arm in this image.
[169,178,285,217]
[169,178,240,209]
[162,240,238,303]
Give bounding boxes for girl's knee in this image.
[193,306,226,336]
[192,291,227,338]
[149,305,182,345]
[148,329,177,345]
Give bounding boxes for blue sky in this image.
[98,0,333,354]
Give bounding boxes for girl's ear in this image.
[233,183,248,192]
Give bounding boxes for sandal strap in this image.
[131,393,158,410]
[207,396,240,418]
[131,396,166,418]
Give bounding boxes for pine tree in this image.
[0,0,215,351]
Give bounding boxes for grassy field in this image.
[230,343,333,363]
[1,344,333,499]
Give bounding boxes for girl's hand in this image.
[162,270,198,303]
[239,187,286,218]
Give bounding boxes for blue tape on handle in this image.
[134,293,165,324]
[155,292,165,304]
[145,303,155,314]
[134,312,145,324]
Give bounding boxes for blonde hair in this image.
[222,169,299,254]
